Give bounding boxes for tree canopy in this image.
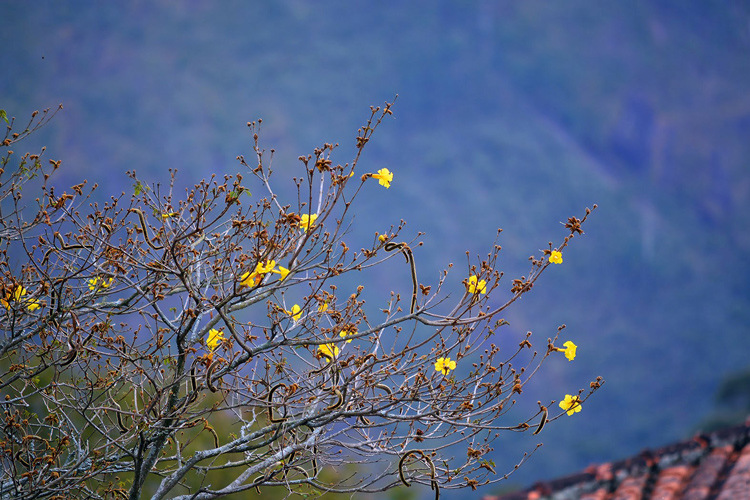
[0,101,599,499]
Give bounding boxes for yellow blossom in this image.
[286,304,302,321]
[272,265,290,281]
[88,276,114,291]
[240,271,261,288]
[207,329,225,351]
[434,356,456,376]
[0,285,19,309]
[161,212,178,219]
[467,275,487,295]
[378,233,387,243]
[2,285,41,311]
[12,286,27,301]
[371,168,393,189]
[240,260,276,287]
[2,285,28,308]
[556,340,577,361]
[339,329,355,343]
[299,213,318,232]
[559,394,582,416]
[258,260,276,273]
[550,251,563,264]
[318,301,329,313]
[317,343,339,360]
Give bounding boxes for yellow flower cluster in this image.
[318,343,339,359]
[1,285,41,312]
[240,260,290,288]
[299,213,318,232]
[339,329,355,343]
[434,356,456,376]
[207,328,225,351]
[550,250,563,264]
[273,265,290,281]
[559,394,582,416]
[467,275,486,295]
[555,341,580,414]
[286,304,302,321]
[88,276,114,291]
[551,337,580,415]
[556,340,577,361]
[371,168,393,189]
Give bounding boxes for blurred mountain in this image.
[3,1,750,496]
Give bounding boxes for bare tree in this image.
[0,101,601,500]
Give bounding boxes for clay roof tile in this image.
[484,420,750,500]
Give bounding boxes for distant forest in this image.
[3,1,750,494]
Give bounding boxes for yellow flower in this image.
[240,271,261,287]
[0,288,16,309]
[207,328,225,351]
[434,356,456,376]
[318,301,329,313]
[378,234,387,243]
[240,260,276,287]
[272,265,290,281]
[257,260,276,274]
[286,304,302,321]
[6,285,27,307]
[467,275,487,295]
[12,286,27,301]
[317,343,339,360]
[88,276,114,291]
[2,285,41,311]
[556,340,577,361]
[550,251,563,264]
[299,213,318,232]
[161,212,178,219]
[559,394,582,416]
[371,168,393,189]
[339,329,355,343]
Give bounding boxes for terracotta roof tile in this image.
[650,465,691,500]
[484,419,750,500]
[715,441,750,500]
[681,446,731,500]
[579,489,608,500]
[611,473,647,500]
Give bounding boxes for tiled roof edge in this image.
[488,418,750,500]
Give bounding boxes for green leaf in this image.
[0,110,8,125]
[133,181,150,195]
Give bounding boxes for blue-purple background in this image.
[3,1,750,496]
